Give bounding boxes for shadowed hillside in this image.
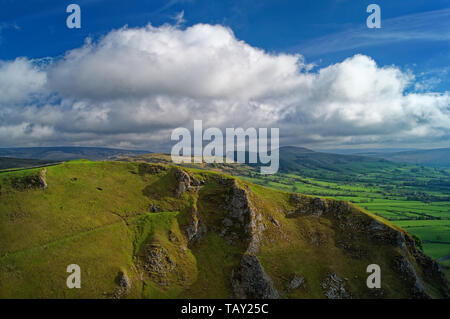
[0,147,149,162]
[365,148,450,167]
[0,157,57,171]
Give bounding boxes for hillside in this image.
[0,147,149,162]
[364,148,450,167]
[0,160,448,298]
[120,146,399,179]
[117,150,450,275]
[277,146,400,178]
[0,157,57,171]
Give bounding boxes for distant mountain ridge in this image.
[364,148,450,167]
[0,157,58,170]
[2,145,449,171]
[286,146,450,167]
[276,146,395,177]
[0,147,149,161]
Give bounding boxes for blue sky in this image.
[1,0,449,90]
[0,0,449,149]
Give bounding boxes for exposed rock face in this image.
[287,195,327,217]
[176,169,206,245]
[185,207,207,245]
[392,256,429,299]
[312,197,327,216]
[365,219,433,298]
[224,180,280,298]
[113,270,131,299]
[226,180,266,254]
[138,163,167,175]
[288,275,305,290]
[12,168,47,190]
[118,271,131,288]
[412,245,449,296]
[39,169,47,189]
[232,254,280,299]
[317,200,448,298]
[175,168,200,197]
[321,273,351,299]
[141,244,176,285]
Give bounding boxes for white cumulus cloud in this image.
[0,23,449,150]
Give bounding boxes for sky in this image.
[0,0,449,151]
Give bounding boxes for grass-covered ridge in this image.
[0,160,448,298]
[120,150,450,273]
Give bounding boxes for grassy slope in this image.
[0,160,447,298]
[239,160,450,271]
[117,153,450,278]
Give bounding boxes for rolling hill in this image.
[277,146,397,177]
[0,147,149,162]
[119,148,450,279]
[0,160,448,298]
[364,148,450,167]
[0,157,57,171]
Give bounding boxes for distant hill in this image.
[125,146,399,179]
[363,148,450,167]
[321,148,418,155]
[0,157,57,170]
[277,146,397,178]
[0,147,149,162]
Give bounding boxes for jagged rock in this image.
[222,218,233,228]
[227,180,251,223]
[175,169,200,197]
[366,219,406,249]
[321,273,351,299]
[420,254,448,285]
[113,270,131,299]
[138,163,167,175]
[185,207,207,245]
[226,180,265,254]
[232,254,280,299]
[287,195,328,217]
[39,169,47,189]
[291,193,302,204]
[12,168,47,190]
[118,271,131,289]
[284,195,449,299]
[288,275,305,290]
[392,255,429,298]
[312,197,327,216]
[141,244,176,284]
